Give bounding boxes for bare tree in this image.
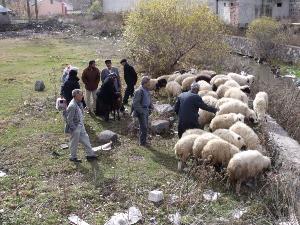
[34,0,38,21]
[26,0,31,22]
[2,0,6,7]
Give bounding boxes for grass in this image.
[0,35,280,224]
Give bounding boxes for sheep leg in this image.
[177,160,186,171]
[117,110,120,121]
[235,180,242,196]
[226,178,231,190]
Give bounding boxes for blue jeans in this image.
[136,111,149,145]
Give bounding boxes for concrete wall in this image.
[225,35,300,64]
[34,0,66,16]
[0,13,10,25]
[103,0,140,13]
[271,1,289,19]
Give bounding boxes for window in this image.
[277,3,282,7]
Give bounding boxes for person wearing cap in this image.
[101,60,122,92]
[120,59,137,105]
[82,60,100,112]
[174,82,217,138]
[65,89,98,163]
[96,73,120,121]
[132,76,153,146]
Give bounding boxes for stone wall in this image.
[225,35,300,64]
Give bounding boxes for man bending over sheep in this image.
[175,82,217,138]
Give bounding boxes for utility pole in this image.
[26,0,31,22]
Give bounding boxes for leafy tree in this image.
[246,17,289,60]
[123,0,229,76]
[88,0,102,19]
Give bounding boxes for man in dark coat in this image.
[96,73,119,121]
[61,69,81,105]
[120,59,137,105]
[174,82,217,138]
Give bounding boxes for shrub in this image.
[123,0,229,76]
[88,0,103,19]
[246,17,289,60]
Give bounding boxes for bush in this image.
[123,0,229,76]
[88,0,103,19]
[246,17,289,60]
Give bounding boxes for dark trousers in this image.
[123,84,135,104]
[136,111,148,145]
[178,122,201,138]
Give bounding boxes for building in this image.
[102,0,140,13]
[290,0,300,20]
[31,0,73,17]
[0,4,11,25]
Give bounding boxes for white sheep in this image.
[216,98,242,109]
[216,84,231,98]
[182,129,207,138]
[197,80,212,92]
[198,70,216,77]
[157,74,172,81]
[168,73,181,82]
[209,113,245,131]
[198,95,218,127]
[224,87,249,104]
[166,81,182,100]
[198,90,219,99]
[174,134,199,171]
[217,101,257,123]
[228,73,255,86]
[213,129,246,150]
[182,76,196,91]
[201,139,240,167]
[175,74,195,85]
[223,79,240,88]
[192,133,220,158]
[227,150,271,195]
[148,78,167,91]
[253,91,269,121]
[229,122,262,151]
[210,74,227,85]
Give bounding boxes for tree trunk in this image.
[34,0,38,21]
[2,0,6,7]
[26,0,31,22]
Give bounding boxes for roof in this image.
[0,5,12,13]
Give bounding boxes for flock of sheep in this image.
[148,70,271,195]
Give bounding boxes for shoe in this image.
[86,155,98,161]
[69,158,82,163]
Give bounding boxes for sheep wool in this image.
[182,76,196,91]
[182,129,207,138]
[216,84,231,98]
[210,74,228,85]
[228,73,255,86]
[217,101,257,123]
[213,129,246,150]
[216,98,242,109]
[157,74,172,81]
[201,139,240,166]
[223,79,240,88]
[197,80,212,92]
[166,81,182,99]
[229,122,261,150]
[192,133,220,158]
[253,91,269,120]
[224,87,249,104]
[168,73,181,82]
[210,113,245,131]
[175,74,195,85]
[174,134,199,163]
[198,95,218,127]
[198,90,219,99]
[227,150,271,195]
[202,95,218,107]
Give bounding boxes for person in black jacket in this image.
[174,82,217,138]
[120,59,137,105]
[95,73,119,121]
[61,69,80,105]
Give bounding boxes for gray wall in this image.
[103,0,139,13]
[225,35,300,64]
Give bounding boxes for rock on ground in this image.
[150,120,170,134]
[153,104,174,114]
[34,80,45,92]
[97,130,118,144]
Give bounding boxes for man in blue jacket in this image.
[174,82,217,138]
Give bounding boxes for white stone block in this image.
[148,190,164,202]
